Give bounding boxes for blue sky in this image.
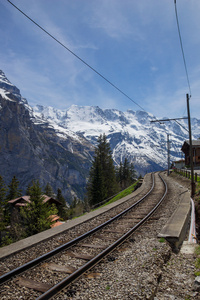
[0,0,200,119]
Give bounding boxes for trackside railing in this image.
[173,167,200,183]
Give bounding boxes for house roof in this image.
[181,140,200,153]
[8,195,31,204]
[173,159,185,163]
[50,221,63,228]
[184,140,200,147]
[49,214,60,222]
[8,195,61,206]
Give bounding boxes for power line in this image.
[7,0,146,112]
[174,120,188,132]
[174,0,192,97]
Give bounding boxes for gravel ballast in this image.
[0,172,199,299]
[53,172,199,299]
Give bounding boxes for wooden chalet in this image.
[181,140,200,166]
[8,195,61,208]
[8,195,62,227]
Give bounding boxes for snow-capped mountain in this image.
[0,70,94,202]
[33,104,200,175]
[0,69,199,201]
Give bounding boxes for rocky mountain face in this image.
[0,70,199,201]
[0,70,94,202]
[33,104,200,176]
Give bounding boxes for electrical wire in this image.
[7,0,146,112]
[174,0,192,97]
[5,1,196,179]
[175,120,189,132]
[8,0,191,133]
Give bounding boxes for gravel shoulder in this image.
[54,172,199,300]
[1,172,199,299]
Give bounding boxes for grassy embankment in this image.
[96,181,139,209]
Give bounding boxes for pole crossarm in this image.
[151,117,188,123]
[150,117,189,132]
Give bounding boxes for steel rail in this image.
[37,172,167,300]
[0,173,154,285]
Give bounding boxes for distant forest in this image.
[0,134,137,247]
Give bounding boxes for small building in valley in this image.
[172,159,185,169]
[8,195,61,208]
[8,195,62,227]
[181,140,200,166]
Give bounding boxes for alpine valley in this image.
[0,70,199,202]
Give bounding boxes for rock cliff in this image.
[0,71,93,202]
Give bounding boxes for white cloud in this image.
[1,0,200,120]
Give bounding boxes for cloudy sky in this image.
[0,0,200,118]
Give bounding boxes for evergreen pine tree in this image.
[20,181,58,236]
[0,176,8,231]
[116,159,137,189]
[26,181,33,195]
[122,157,130,188]
[56,188,68,220]
[130,163,137,182]
[116,161,123,189]
[7,176,22,200]
[5,176,22,224]
[87,155,105,206]
[44,183,54,197]
[87,134,118,206]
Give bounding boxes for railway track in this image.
[0,172,167,299]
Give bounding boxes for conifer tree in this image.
[20,181,58,236]
[44,183,54,197]
[116,159,137,189]
[56,188,68,220]
[116,161,123,189]
[122,157,130,188]
[5,176,22,224]
[87,134,118,206]
[0,175,8,230]
[7,176,22,200]
[130,163,137,182]
[26,182,33,195]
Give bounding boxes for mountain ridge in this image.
[0,69,199,200]
[0,70,94,202]
[33,103,200,175]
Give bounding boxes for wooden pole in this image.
[167,134,170,176]
[186,93,195,196]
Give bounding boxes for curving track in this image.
[0,172,167,300]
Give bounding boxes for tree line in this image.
[86,134,137,207]
[0,133,137,247]
[0,176,68,246]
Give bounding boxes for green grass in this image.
[195,257,200,269]
[194,271,200,276]
[70,181,139,219]
[194,246,200,276]
[158,237,165,243]
[195,245,200,256]
[173,168,200,183]
[102,181,139,206]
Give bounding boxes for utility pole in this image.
[187,93,195,196]
[151,95,195,196]
[167,134,170,176]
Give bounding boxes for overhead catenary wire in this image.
[6,0,176,170]
[174,119,188,132]
[8,0,193,134]
[7,0,147,112]
[174,0,192,97]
